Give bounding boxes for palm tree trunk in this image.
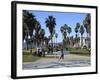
[26,41,28,50]
[69,34,70,48]
[30,42,32,54]
[87,33,89,49]
[51,38,53,54]
[81,35,83,48]
[36,40,38,50]
[56,37,57,51]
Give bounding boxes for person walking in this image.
[59,48,64,60]
[42,48,45,57]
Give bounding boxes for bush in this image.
[83,45,87,49]
[70,51,90,56]
[68,48,90,56]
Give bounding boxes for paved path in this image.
[23,53,90,69]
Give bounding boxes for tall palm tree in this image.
[63,24,68,31]
[60,24,68,49]
[63,32,67,49]
[23,10,37,51]
[75,23,80,38]
[80,25,85,47]
[83,14,91,35]
[44,36,50,47]
[75,23,80,43]
[83,14,91,48]
[67,26,72,37]
[67,26,72,47]
[23,10,37,38]
[51,29,55,47]
[63,24,68,40]
[39,28,45,47]
[55,33,58,45]
[60,26,64,49]
[34,21,41,48]
[23,10,30,41]
[70,36,74,47]
[23,23,29,50]
[45,16,56,53]
[74,22,80,48]
[60,26,64,34]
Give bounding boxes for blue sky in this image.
[30,11,87,42]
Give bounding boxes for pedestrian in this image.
[42,48,45,57]
[59,48,64,60]
[39,48,42,56]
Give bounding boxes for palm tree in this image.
[60,26,64,49]
[67,26,72,47]
[75,23,80,41]
[83,14,91,48]
[23,10,37,51]
[44,36,50,48]
[75,23,80,38]
[39,28,45,47]
[83,14,91,35]
[67,26,72,37]
[60,24,68,49]
[52,29,56,48]
[80,25,85,47]
[23,10,30,45]
[74,37,80,48]
[23,10,37,37]
[74,22,80,48]
[70,36,74,47]
[63,24,68,39]
[60,26,64,34]
[23,23,29,50]
[34,21,41,48]
[45,16,56,53]
[55,33,58,44]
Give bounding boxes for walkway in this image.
[23,53,90,69]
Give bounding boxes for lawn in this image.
[23,48,36,55]
[68,48,90,56]
[23,47,90,62]
[23,54,41,62]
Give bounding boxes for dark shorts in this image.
[61,54,64,58]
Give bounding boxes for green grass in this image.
[23,54,41,62]
[68,48,90,56]
[23,48,36,52]
[23,48,37,55]
[23,47,90,63]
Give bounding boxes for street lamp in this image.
[28,35,33,54]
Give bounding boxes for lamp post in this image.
[28,36,33,54]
